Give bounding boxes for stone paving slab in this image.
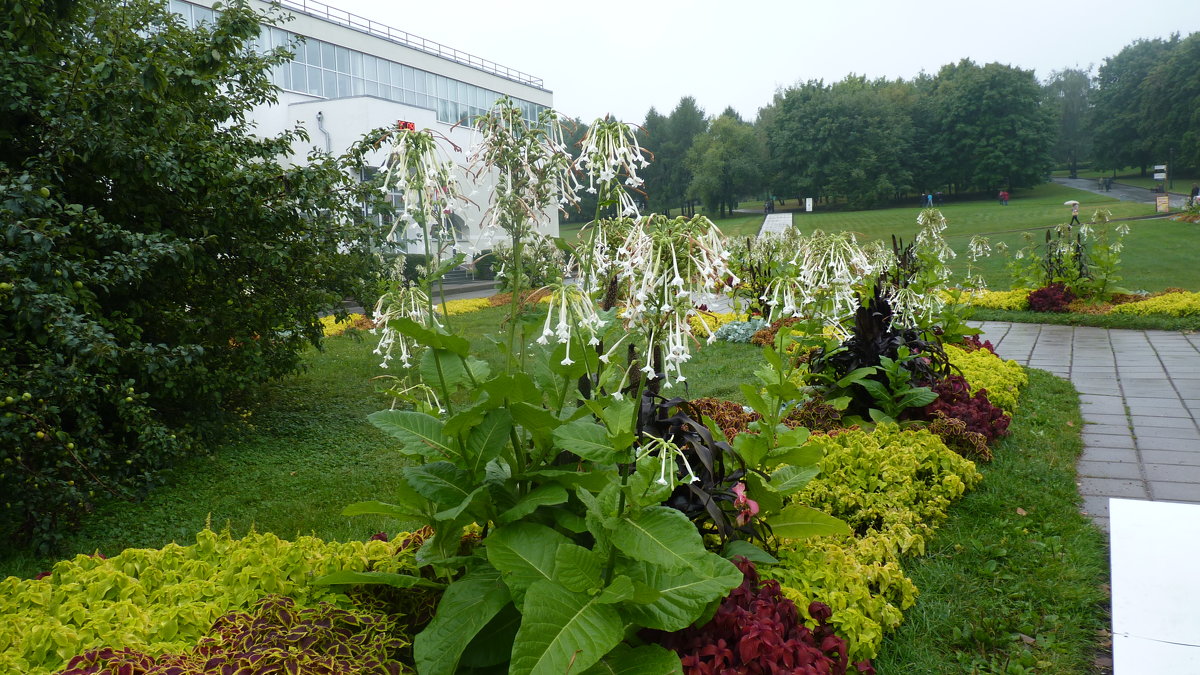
[976,321,1200,532]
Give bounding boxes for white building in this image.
[171,0,559,253]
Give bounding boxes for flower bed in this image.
[967,289,1031,311]
[2,343,1030,673]
[0,530,425,675]
[1109,290,1200,317]
[320,312,373,336]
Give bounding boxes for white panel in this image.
[1110,498,1200,673]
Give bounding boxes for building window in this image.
[171,0,547,125]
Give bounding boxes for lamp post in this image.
[1169,147,1175,190]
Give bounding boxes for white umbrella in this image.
[1064,200,1080,206]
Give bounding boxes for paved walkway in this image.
[974,321,1200,531]
[1052,176,1190,210]
[758,213,794,236]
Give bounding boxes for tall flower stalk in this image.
[468,99,577,367]
[371,124,466,412]
[611,214,733,388]
[763,230,875,336]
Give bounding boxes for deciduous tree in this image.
[0,0,377,548]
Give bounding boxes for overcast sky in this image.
[327,0,1200,124]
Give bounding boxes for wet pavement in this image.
[974,321,1200,532]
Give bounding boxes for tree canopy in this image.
[1,0,377,548]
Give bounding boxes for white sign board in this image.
[1110,499,1200,672]
[1154,172,1167,180]
[1155,164,1167,170]
[805,198,813,213]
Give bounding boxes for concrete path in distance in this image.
[974,320,1200,532]
[758,213,794,237]
[1053,176,1190,210]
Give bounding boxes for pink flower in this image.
[732,482,760,526]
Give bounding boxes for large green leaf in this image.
[420,349,491,390]
[767,503,853,539]
[434,486,484,522]
[524,468,615,493]
[481,372,543,407]
[739,383,768,415]
[388,316,470,356]
[485,522,569,604]
[554,543,603,592]
[721,539,779,565]
[553,418,622,464]
[743,471,783,515]
[609,506,708,571]
[509,580,624,675]
[465,408,512,475]
[341,497,425,521]
[405,462,472,506]
[897,387,938,409]
[510,400,561,439]
[311,570,443,589]
[414,566,511,675]
[498,483,568,525]
[459,602,521,670]
[732,431,770,468]
[581,643,682,675]
[769,443,823,468]
[368,410,457,461]
[442,400,490,438]
[619,552,743,632]
[769,464,821,495]
[595,574,635,604]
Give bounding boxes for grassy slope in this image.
[566,184,1200,292]
[874,369,1109,674]
[0,335,405,579]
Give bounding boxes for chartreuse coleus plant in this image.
[325,110,849,674]
[0,529,425,675]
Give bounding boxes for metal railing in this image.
[276,0,545,90]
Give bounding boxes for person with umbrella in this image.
[1065,200,1081,226]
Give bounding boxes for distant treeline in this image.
[561,31,1200,217]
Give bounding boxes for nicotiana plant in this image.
[325,110,849,675]
[762,229,876,336]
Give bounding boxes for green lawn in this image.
[875,370,1108,674]
[565,183,1200,292]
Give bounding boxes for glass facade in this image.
[170,0,546,125]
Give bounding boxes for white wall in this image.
[281,96,559,254]
[200,0,561,251]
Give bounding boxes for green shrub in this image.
[0,529,422,675]
[764,425,983,662]
[0,0,378,549]
[946,345,1027,414]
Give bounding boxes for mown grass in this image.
[875,369,1109,674]
[562,183,1200,293]
[972,308,1200,332]
[0,334,407,580]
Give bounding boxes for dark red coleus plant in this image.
[646,557,873,674]
[922,374,1010,444]
[1027,283,1075,313]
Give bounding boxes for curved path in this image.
[974,320,1200,531]
[1052,176,1190,210]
